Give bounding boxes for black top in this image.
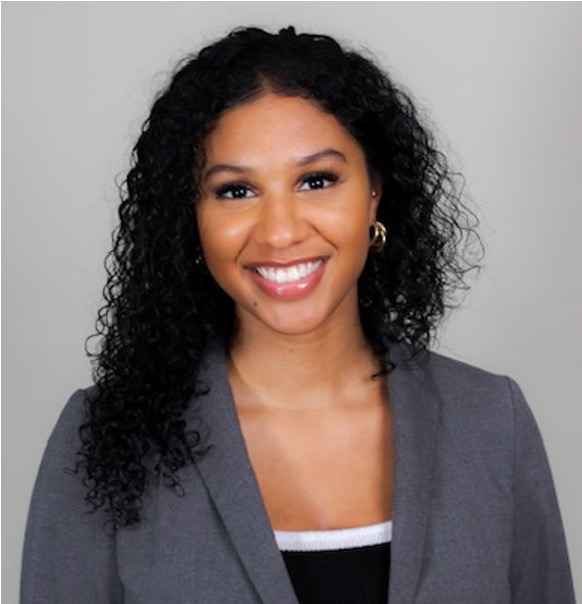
[274,520,392,604]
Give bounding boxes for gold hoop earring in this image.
[369,220,387,252]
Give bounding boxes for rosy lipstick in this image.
[247,258,328,301]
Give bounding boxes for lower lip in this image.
[247,259,328,301]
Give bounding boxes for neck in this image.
[226,306,384,412]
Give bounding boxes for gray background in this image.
[3,2,581,601]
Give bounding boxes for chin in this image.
[255,297,344,337]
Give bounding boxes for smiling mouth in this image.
[247,257,327,280]
[246,257,329,301]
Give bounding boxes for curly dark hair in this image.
[73,24,484,532]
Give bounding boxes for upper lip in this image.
[245,256,328,269]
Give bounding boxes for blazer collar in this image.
[190,335,440,604]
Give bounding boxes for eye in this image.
[212,171,339,200]
[298,171,339,192]
[213,182,253,200]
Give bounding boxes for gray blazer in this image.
[21,337,577,603]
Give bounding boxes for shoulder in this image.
[409,345,519,401]
[22,384,124,601]
[402,345,532,446]
[34,384,100,492]
[423,347,507,390]
[45,385,97,457]
[405,347,549,491]
[393,341,515,399]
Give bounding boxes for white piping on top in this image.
[274,519,393,552]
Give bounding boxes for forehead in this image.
[203,93,361,164]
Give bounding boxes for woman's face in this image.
[195,92,382,337]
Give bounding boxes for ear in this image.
[368,172,383,223]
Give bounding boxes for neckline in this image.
[274,519,393,552]
[192,335,439,601]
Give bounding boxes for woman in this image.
[20,25,575,604]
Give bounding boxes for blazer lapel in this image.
[190,336,440,604]
[192,336,300,604]
[386,343,441,604]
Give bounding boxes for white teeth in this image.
[256,259,323,284]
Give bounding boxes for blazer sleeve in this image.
[506,376,577,603]
[20,388,124,604]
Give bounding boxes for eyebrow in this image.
[202,148,347,181]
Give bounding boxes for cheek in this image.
[317,202,370,251]
[320,205,372,284]
[196,207,245,264]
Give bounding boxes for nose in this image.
[252,193,309,248]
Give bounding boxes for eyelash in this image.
[212,171,339,200]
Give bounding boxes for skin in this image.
[195,91,394,529]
